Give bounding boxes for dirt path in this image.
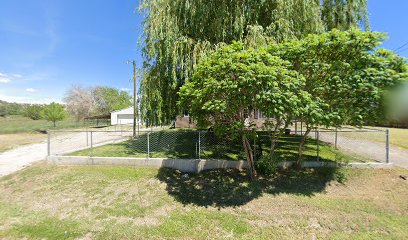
[316,132,408,169]
[0,128,161,177]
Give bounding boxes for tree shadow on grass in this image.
[157,167,337,208]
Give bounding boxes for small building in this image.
[110,107,142,126]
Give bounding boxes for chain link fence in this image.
[48,128,390,163]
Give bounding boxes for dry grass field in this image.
[0,133,47,153]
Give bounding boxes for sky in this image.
[0,0,407,104]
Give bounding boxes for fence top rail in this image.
[309,129,386,133]
[47,128,387,134]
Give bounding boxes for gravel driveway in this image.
[0,128,160,177]
[312,131,408,169]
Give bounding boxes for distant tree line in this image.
[0,100,27,116]
[0,86,132,126]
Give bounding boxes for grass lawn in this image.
[0,115,89,134]
[336,126,408,150]
[69,130,371,163]
[0,163,407,239]
[0,133,47,153]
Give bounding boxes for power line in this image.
[396,47,408,54]
[394,41,408,52]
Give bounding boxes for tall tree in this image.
[139,0,369,125]
[64,85,95,121]
[322,0,369,31]
[42,102,66,127]
[179,42,318,178]
[267,29,407,163]
[93,87,132,113]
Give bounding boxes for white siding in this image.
[110,107,142,126]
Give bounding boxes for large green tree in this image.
[93,86,132,113]
[179,42,319,178]
[267,29,408,162]
[42,102,66,127]
[139,0,369,125]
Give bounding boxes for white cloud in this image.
[0,72,23,83]
[12,74,22,78]
[26,88,37,92]
[121,88,131,92]
[0,79,10,83]
[0,73,11,83]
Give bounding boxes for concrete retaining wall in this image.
[47,156,393,172]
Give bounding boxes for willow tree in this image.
[139,0,368,125]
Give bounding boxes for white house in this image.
[110,107,142,126]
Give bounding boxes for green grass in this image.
[0,163,407,239]
[0,115,86,134]
[69,130,371,163]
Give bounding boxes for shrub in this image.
[24,105,44,120]
[255,156,279,176]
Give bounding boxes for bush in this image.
[24,105,44,120]
[255,156,279,176]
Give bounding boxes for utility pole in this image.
[127,60,138,137]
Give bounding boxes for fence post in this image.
[90,131,93,157]
[317,130,320,161]
[335,127,338,149]
[47,130,51,156]
[295,122,298,135]
[147,132,150,159]
[198,131,201,160]
[386,129,390,163]
[195,142,198,159]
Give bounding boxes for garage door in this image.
[117,114,134,125]
[118,114,133,119]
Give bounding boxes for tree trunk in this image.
[269,118,291,161]
[53,121,56,128]
[242,135,257,180]
[297,127,311,167]
[270,137,277,159]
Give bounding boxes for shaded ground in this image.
[0,163,407,239]
[156,167,339,208]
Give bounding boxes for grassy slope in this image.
[0,115,85,134]
[0,163,407,239]
[69,131,370,163]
